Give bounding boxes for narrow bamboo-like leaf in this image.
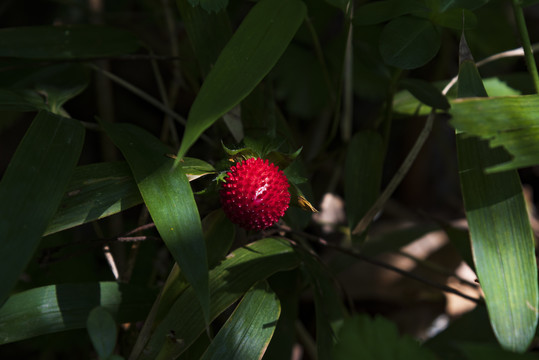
[135,238,299,360]
[99,121,210,326]
[44,162,142,236]
[457,342,539,360]
[0,282,156,344]
[439,0,489,11]
[180,157,216,181]
[379,16,441,70]
[451,95,539,172]
[393,77,521,116]
[0,25,139,59]
[455,36,538,352]
[344,131,384,243]
[202,209,235,269]
[297,247,347,360]
[400,78,450,110]
[264,270,302,360]
[127,209,235,360]
[0,111,84,306]
[0,63,89,113]
[177,0,232,76]
[187,0,228,14]
[176,0,306,159]
[200,282,280,360]
[332,314,437,359]
[87,306,118,359]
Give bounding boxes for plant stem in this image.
[341,2,354,143]
[353,108,433,235]
[511,0,539,94]
[380,69,402,155]
[305,17,336,105]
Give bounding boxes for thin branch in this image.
[395,250,479,290]
[149,49,180,147]
[87,63,217,148]
[352,108,434,235]
[38,223,159,266]
[282,226,482,304]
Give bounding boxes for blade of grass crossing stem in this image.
[456,35,538,352]
[127,210,234,360]
[99,120,210,326]
[200,281,280,360]
[176,0,306,160]
[0,111,84,306]
[136,238,299,360]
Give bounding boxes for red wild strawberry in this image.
[220,157,290,230]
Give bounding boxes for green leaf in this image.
[431,8,477,30]
[176,0,306,159]
[457,342,539,360]
[425,306,496,359]
[450,95,539,172]
[0,282,156,345]
[393,77,521,116]
[455,36,538,352]
[99,121,210,326]
[202,209,235,269]
[379,16,441,69]
[344,131,384,243]
[400,78,450,110]
[200,282,280,360]
[0,25,140,59]
[134,238,299,360]
[0,88,46,112]
[332,314,437,359]
[87,307,118,359]
[0,63,89,113]
[187,0,229,14]
[127,210,234,360]
[180,157,217,180]
[299,248,347,360]
[439,0,490,11]
[176,0,232,76]
[355,0,428,26]
[264,270,302,360]
[0,111,84,306]
[44,162,143,236]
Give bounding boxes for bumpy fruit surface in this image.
[220,158,290,230]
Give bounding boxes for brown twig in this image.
[38,223,159,266]
[280,225,482,305]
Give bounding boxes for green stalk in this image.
[511,0,539,94]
